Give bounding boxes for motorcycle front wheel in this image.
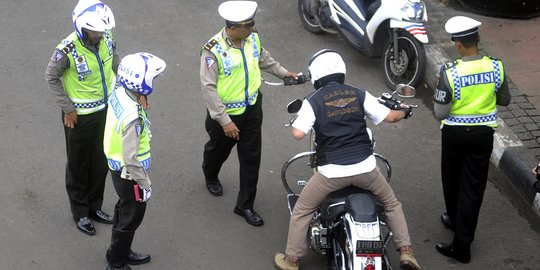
[298,0,322,33]
[382,30,426,89]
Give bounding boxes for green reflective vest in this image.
[207,29,262,115]
[103,87,151,172]
[56,31,116,115]
[442,56,504,127]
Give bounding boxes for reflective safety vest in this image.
[442,56,504,127]
[206,29,262,115]
[103,86,151,172]
[57,31,116,115]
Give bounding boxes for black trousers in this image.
[202,93,263,210]
[441,125,494,252]
[109,170,147,267]
[63,109,108,221]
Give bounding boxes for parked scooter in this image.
[281,84,416,270]
[298,0,428,89]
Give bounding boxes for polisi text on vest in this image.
[459,71,495,87]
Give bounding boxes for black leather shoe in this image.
[435,243,470,263]
[76,217,96,236]
[106,263,132,270]
[91,210,113,224]
[234,207,264,226]
[107,249,151,265]
[441,212,455,231]
[206,180,223,196]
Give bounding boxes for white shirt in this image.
[292,90,390,178]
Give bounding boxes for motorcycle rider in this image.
[273,49,421,270]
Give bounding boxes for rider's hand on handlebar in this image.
[400,104,413,119]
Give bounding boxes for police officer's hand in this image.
[139,95,151,110]
[223,122,240,141]
[286,71,299,80]
[64,111,78,128]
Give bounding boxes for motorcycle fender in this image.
[344,213,384,268]
[389,19,429,43]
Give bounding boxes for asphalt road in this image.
[0,0,539,269]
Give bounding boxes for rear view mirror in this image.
[395,84,416,98]
[287,99,303,114]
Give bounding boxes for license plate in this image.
[356,240,383,256]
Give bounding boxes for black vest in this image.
[306,83,373,166]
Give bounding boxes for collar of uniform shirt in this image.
[221,27,247,48]
[461,55,482,62]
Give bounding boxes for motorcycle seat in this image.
[320,186,376,221]
[344,193,377,222]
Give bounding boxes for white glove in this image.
[140,186,152,202]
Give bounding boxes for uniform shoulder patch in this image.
[204,39,218,51]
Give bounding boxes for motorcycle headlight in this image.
[401,0,426,22]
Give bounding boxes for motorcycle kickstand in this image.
[383,231,393,270]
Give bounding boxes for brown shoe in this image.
[399,246,421,270]
[273,252,299,270]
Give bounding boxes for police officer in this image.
[200,1,299,226]
[103,52,166,270]
[433,16,511,263]
[45,0,117,235]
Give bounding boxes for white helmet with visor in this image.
[308,49,347,87]
[72,0,115,39]
[117,53,167,96]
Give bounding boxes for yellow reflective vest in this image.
[442,56,504,127]
[103,87,151,172]
[206,29,262,115]
[56,31,116,115]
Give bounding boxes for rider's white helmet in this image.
[308,49,346,86]
[117,53,167,96]
[72,0,115,39]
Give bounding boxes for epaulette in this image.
[60,42,75,55]
[203,39,218,51]
[442,60,457,70]
[486,55,501,61]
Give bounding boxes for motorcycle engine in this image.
[309,220,329,254]
[318,5,334,29]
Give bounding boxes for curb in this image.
[423,43,540,216]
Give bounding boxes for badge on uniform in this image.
[76,55,90,74]
[206,57,215,69]
[222,54,233,69]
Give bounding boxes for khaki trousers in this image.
[285,167,411,257]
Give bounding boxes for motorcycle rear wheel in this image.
[382,30,426,89]
[298,0,323,34]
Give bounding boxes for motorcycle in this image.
[281,84,416,270]
[298,0,428,89]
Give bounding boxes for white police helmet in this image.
[308,49,346,86]
[72,0,115,39]
[117,53,167,96]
